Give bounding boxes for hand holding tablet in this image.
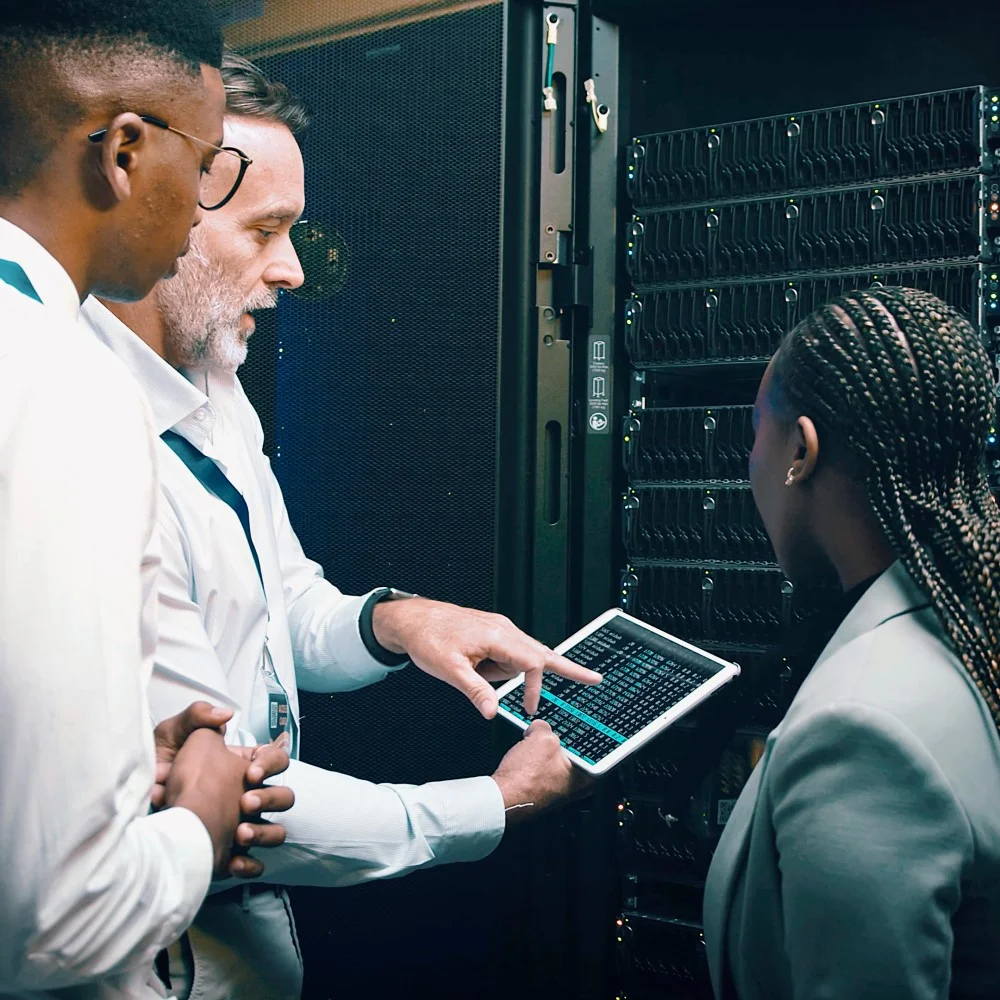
[496,609,740,775]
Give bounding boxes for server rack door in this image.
[231,3,543,997]
[602,6,1000,998]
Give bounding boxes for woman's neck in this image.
[815,481,896,591]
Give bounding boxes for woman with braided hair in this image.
[702,286,1000,1000]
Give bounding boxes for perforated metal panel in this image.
[246,1,506,776]
[234,4,510,997]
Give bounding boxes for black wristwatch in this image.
[359,587,418,666]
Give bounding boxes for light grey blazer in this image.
[703,561,1000,999]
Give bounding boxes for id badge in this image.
[268,689,291,750]
[261,645,294,755]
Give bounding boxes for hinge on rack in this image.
[550,258,593,321]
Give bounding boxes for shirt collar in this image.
[0,216,80,322]
[80,295,221,439]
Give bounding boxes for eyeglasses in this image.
[87,115,253,211]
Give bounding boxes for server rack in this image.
[615,86,1000,999]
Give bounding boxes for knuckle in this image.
[486,623,508,645]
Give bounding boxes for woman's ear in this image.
[789,415,820,485]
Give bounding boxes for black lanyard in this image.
[160,429,265,595]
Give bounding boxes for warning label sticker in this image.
[587,334,611,434]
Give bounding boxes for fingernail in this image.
[244,794,261,812]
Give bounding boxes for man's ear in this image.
[96,113,149,205]
[791,415,820,484]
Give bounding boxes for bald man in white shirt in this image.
[81,52,600,1000]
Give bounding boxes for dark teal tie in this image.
[0,259,41,303]
[160,429,265,593]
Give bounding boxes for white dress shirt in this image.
[80,297,506,897]
[0,219,212,998]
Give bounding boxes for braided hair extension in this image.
[770,286,1000,729]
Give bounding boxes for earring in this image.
[784,467,795,486]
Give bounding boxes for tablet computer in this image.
[495,608,740,775]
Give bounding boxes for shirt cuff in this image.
[433,775,507,864]
[143,806,214,934]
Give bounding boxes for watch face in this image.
[385,588,418,601]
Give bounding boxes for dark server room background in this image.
[219,0,1000,996]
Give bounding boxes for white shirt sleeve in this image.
[213,759,506,890]
[152,495,507,888]
[242,395,403,693]
[0,351,212,991]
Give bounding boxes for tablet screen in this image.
[498,613,730,767]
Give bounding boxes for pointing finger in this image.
[545,652,602,685]
[521,666,542,716]
[484,631,603,688]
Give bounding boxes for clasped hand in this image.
[151,702,294,879]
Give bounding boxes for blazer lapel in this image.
[813,561,930,672]
[703,742,773,998]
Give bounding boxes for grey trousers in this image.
[164,887,304,1000]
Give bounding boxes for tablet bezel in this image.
[495,608,741,776]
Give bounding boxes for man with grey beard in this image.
[155,235,278,370]
[79,51,598,1000]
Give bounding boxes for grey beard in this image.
[156,242,277,373]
